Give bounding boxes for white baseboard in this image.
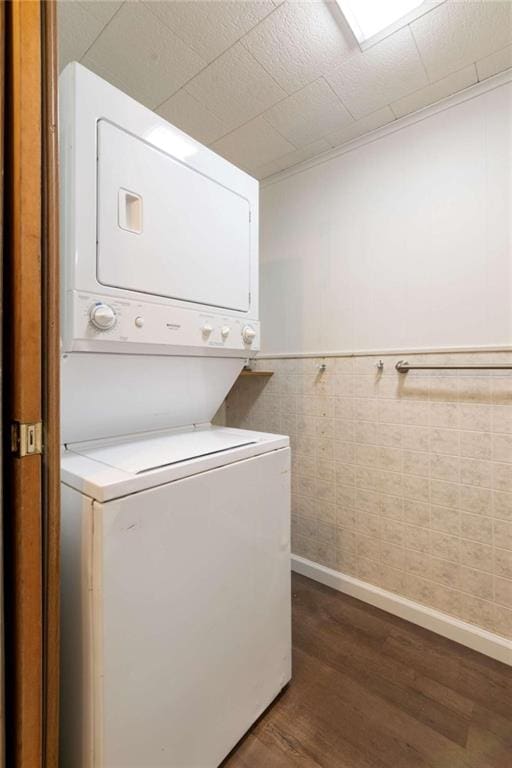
[292,555,512,667]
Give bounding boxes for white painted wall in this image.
[260,75,512,355]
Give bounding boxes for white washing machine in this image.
[59,64,291,767]
[60,426,290,767]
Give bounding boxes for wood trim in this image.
[0,2,5,766]
[41,2,60,766]
[4,1,43,765]
[239,371,274,378]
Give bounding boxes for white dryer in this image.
[59,64,291,768]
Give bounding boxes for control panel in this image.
[63,292,260,356]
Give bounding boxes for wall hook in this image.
[317,363,327,373]
[376,359,384,371]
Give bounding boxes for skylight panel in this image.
[336,0,442,49]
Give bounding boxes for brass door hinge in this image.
[11,421,43,457]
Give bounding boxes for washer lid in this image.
[62,425,289,502]
[68,427,256,474]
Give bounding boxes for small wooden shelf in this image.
[239,370,274,377]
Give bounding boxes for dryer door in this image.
[96,120,251,311]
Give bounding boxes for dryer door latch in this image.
[11,421,43,458]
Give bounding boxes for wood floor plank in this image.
[464,724,512,768]
[223,731,318,768]
[411,675,474,719]
[295,646,478,768]
[292,573,395,645]
[470,704,512,745]
[275,648,434,768]
[257,711,392,768]
[222,573,512,768]
[383,633,512,719]
[292,596,472,746]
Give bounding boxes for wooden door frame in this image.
[41,2,60,766]
[3,1,60,766]
[4,0,43,763]
[0,3,4,766]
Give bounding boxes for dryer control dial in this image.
[242,325,256,345]
[90,302,116,331]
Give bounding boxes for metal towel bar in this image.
[396,359,512,373]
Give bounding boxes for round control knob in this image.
[242,325,256,345]
[202,323,213,337]
[90,303,116,330]
[221,326,230,339]
[134,316,144,328]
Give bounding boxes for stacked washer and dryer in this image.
[59,64,291,768]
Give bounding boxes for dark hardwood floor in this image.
[222,573,512,768]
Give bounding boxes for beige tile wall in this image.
[224,351,512,640]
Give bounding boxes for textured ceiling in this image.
[59,0,512,179]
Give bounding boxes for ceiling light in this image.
[336,0,442,49]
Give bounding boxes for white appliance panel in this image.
[97,121,251,312]
[60,449,291,768]
[61,426,290,502]
[61,354,243,444]
[60,486,95,767]
[64,290,260,355]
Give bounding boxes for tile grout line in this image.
[150,1,285,112]
[79,0,127,63]
[408,21,431,84]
